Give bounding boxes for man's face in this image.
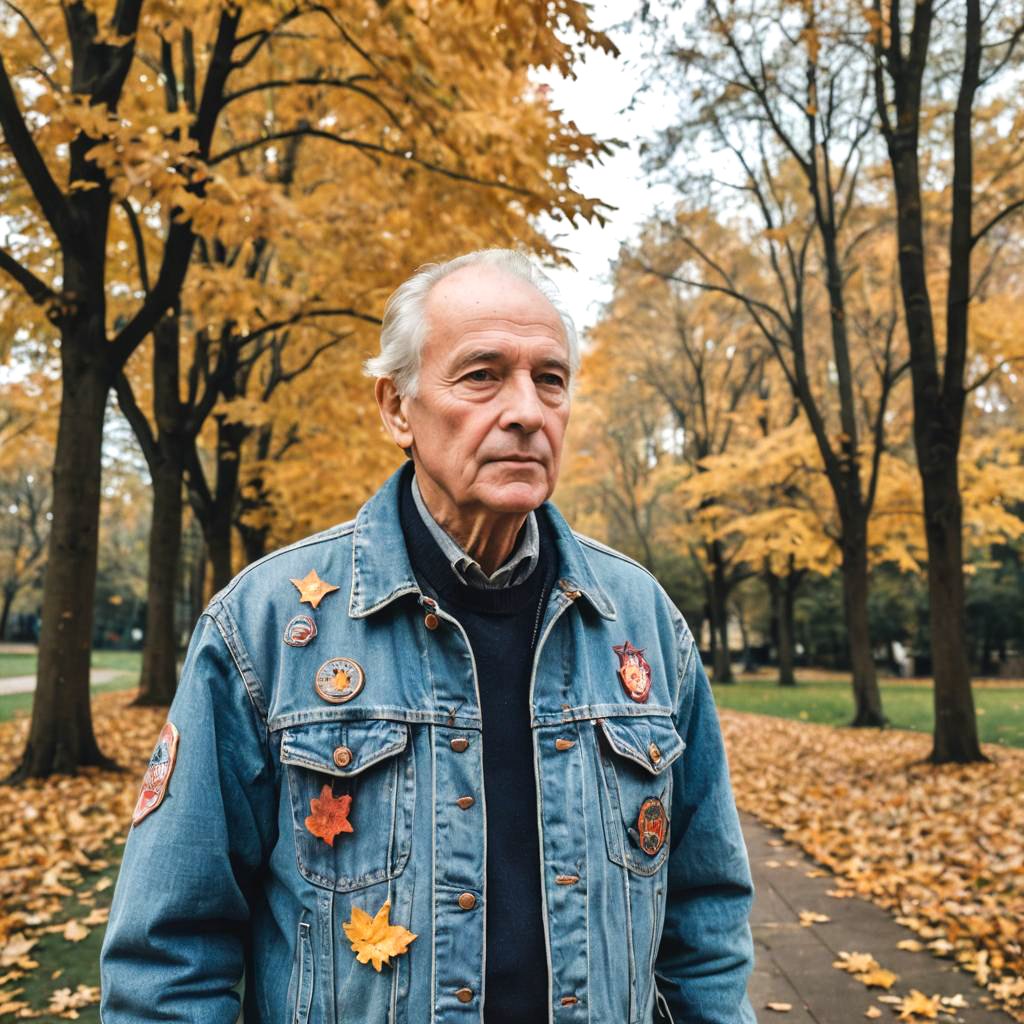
[381,264,571,521]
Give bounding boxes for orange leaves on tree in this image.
[342,900,417,972]
[305,785,353,846]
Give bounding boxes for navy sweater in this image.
[399,473,554,1023]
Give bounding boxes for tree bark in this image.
[8,354,116,779]
[135,454,184,706]
[922,456,981,760]
[874,0,985,762]
[709,548,733,683]
[841,532,885,726]
[0,587,14,641]
[129,313,187,706]
[778,568,798,687]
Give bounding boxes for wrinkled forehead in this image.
[423,265,567,350]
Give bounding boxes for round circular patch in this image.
[284,614,317,647]
[314,657,365,704]
[636,797,668,856]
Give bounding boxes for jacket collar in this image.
[348,464,616,620]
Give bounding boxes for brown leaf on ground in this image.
[856,968,899,989]
[897,989,942,1020]
[721,712,1024,1021]
[798,910,831,926]
[765,1002,792,1012]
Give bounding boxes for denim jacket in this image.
[101,468,756,1023]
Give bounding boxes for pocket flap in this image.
[597,715,685,775]
[280,720,409,777]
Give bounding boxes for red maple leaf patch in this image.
[305,784,354,845]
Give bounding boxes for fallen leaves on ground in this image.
[798,910,830,926]
[722,711,1024,1022]
[0,691,166,1018]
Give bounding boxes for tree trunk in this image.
[8,355,116,780]
[778,571,797,687]
[132,312,187,706]
[135,456,183,706]
[0,587,14,641]
[841,534,885,726]
[922,458,983,761]
[709,550,733,683]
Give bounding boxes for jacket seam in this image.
[212,520,356,605]
[208,601,270,727]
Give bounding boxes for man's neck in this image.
[413,471,529,576]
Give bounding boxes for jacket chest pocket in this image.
[594,714,685,875]
[281,719,416,892]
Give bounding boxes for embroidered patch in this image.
[132,722,180,826]
[290,569,339,609]
[612,641,652,703]
[306,784,354,845]
[636,797,668,856]
[283,614,317,647]
[314,657,365,704]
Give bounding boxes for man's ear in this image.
[375,377,414,451]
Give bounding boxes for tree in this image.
[868,0,1024,761]
[0,0,613,774]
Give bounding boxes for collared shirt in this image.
[410,473,539,589]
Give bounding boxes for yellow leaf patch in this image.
[342,900,416,972]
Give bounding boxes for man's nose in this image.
[499,375,545,433]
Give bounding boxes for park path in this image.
[743,812,1014,1023]
[0,668,121,696]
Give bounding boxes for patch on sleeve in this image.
[132,721,180,826]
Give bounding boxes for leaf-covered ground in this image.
[721,710,1024,1022]
[0,693,164,1020]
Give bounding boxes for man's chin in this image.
[477,480,551,516]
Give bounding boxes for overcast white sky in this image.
[537,9,676,332]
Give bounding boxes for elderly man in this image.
[101,250,756,1023]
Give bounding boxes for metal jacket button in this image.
[332,746,353,768]
[450,736,469,752]
[455,796,475,809]
[554,738,574,751]
[648,742,661,764]
[424,612,439,630]
[457,892,476,910]
[455,988,473,1003]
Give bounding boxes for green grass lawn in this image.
[0,650,141,723]
[711,674,1024,748]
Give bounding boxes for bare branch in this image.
[0,54,72,243]
[119,199,150,295]
[0,246,59,308]
[210,127,538,199]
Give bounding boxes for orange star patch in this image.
[305,784,354,845]
[290,569,339,609]
[342,900,417,972]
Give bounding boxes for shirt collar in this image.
[410,474,539,589]
[348,464,616,620]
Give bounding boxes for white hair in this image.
[364,248,579,397]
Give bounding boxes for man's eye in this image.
[465,369,493,382]
[538,373,566,388]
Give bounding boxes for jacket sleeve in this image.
[654,622,757,1024]
[100,609,277,1023]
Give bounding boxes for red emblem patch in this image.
[132,722,179,826]
[284,614,317,647]
[613,641,652,703]
[636,797,668,856]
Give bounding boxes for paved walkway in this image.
[0,668,121,695]
[743,812,1014,1023]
